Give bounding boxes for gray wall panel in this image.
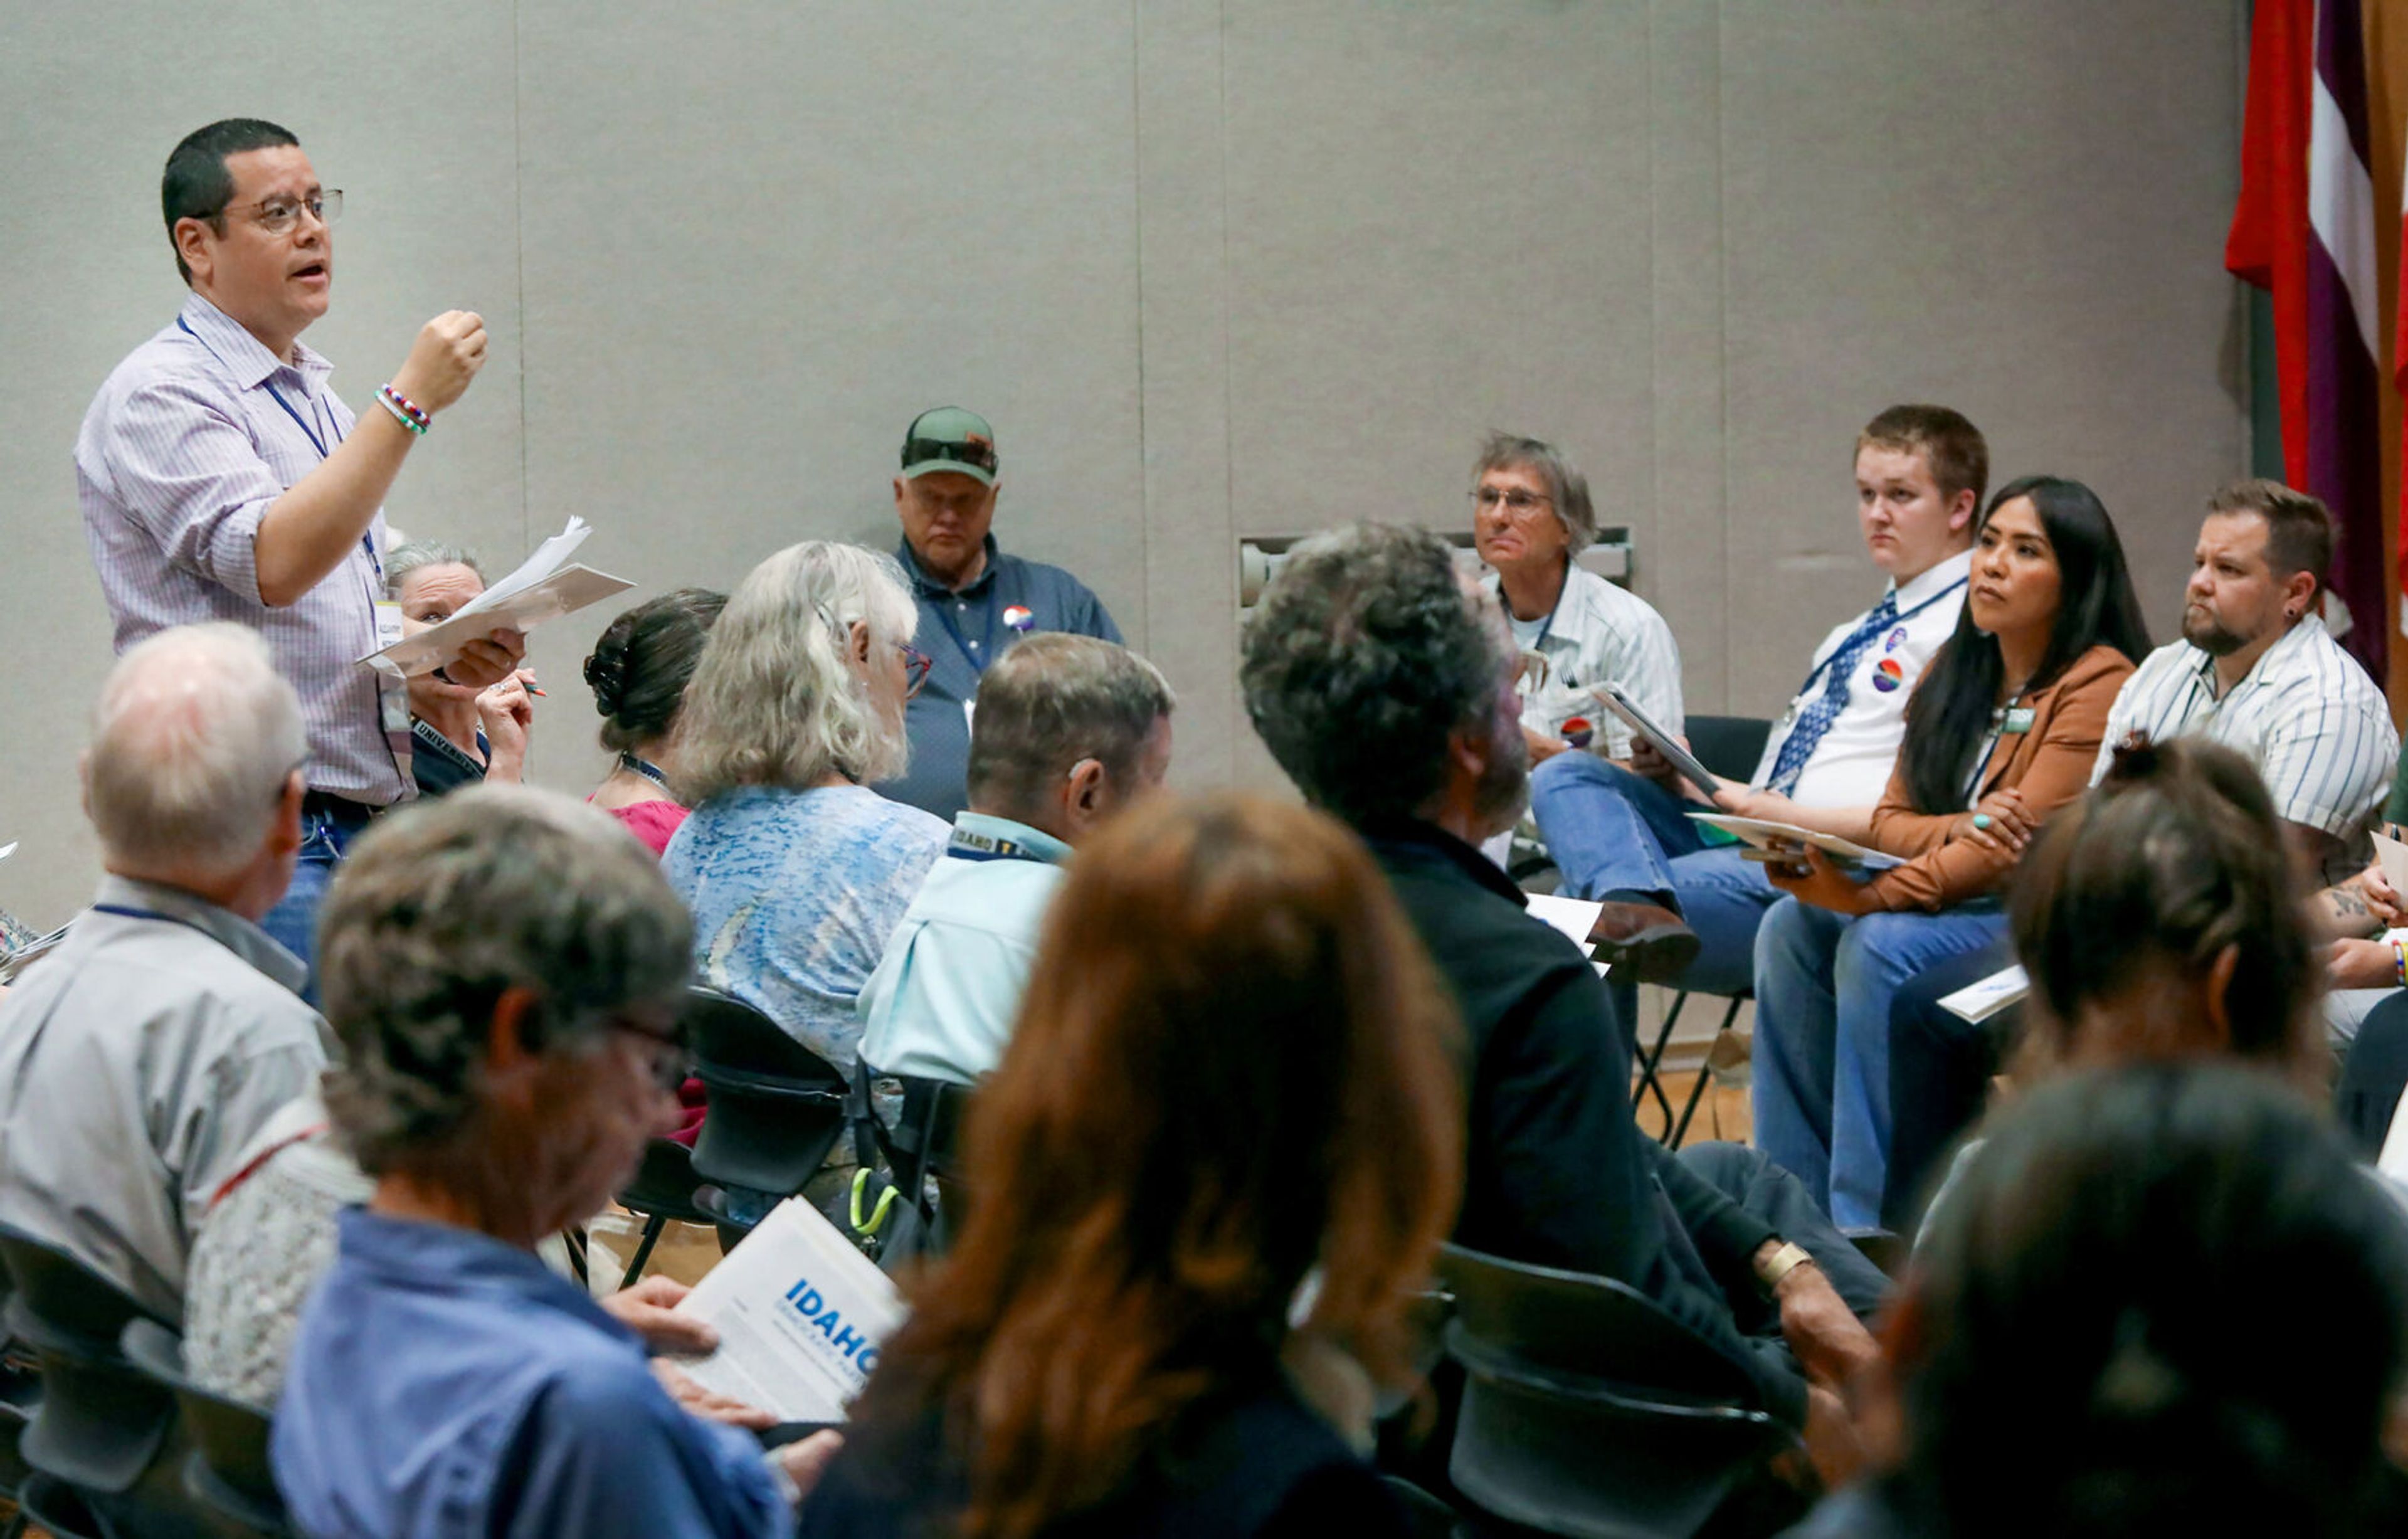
[1,0,2249,929]
[1718,0,2248,724]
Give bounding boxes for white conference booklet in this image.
[672,1197,906,1423]
[1937,963,2029,1025]
[1684,812,1904,872]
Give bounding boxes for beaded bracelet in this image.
[2392,938,2405,989]
[378,383,432,434]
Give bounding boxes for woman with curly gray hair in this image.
[662,542,944,1077]
[268,785,840,1535]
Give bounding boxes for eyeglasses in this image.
[607,1017,691,1094]
[897,643,934,699]
[220,189,342,236]
[1472,487,1554,517]
[900,435,998,477]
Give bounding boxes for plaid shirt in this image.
[77,293,403,804]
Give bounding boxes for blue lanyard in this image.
[177,314,378,582]
[929,591,1001,677]
[89,902,216,941]
[1794,577,1968,699]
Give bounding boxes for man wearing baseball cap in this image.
[882,407,1122,819]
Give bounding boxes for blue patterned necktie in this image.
[1766,590,1901,794]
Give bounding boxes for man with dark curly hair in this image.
[1242,523,1888,1486]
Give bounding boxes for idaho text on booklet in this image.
[673,1198,906,1422]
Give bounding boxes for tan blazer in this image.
[1861,643,2135,914]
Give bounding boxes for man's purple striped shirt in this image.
[76,292,404,805]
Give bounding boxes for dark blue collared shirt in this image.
[273,1209,788,1538]
[881,534,1121,820]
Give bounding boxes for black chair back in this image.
[0,1227,226,1538]
[855,1071,976,1266]
[1682,715,1773,785]
[685,986,850,1197]
[1435,1244,1792,1539]
[16,1471,106,1539]
[120,1319,289,1537]
[1435,1244,1756,1401]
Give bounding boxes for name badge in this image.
[373,600,406,652]
[2002,707,2036,735]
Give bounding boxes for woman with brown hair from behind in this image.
[798,792,1464,1538]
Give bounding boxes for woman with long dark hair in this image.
[1751,475,2151,1229]
[797,793,1464,1538]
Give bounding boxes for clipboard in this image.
[1589,682,1723,798]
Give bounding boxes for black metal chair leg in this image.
[1635,991,1687,1137]
[620,1214,668,1291]
[1668,997,1747,1148]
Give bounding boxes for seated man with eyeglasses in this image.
[879,406,1125,820]
[1471,432,1687,971]
[1524,407,1982,996]
[77,117,525,980]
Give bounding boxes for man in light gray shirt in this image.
[0,623,329,1320]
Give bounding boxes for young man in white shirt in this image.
[1529,405,1984,987]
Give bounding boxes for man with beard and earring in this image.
[1241,522,1890,1495]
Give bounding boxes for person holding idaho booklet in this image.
[1748,475,2151,1231]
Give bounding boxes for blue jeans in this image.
[1528,753,1704,906]
[1751,896,2007,1229]
[259,806,373,996]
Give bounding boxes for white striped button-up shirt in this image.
[2093,613,2397,850]
[1492,563,1685,761]
[77,293,403,804]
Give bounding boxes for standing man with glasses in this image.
[1471,432,1688,970]
[77,118,523,975]
[879,406,1124,820]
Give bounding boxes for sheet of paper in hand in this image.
[1684,812,1904,871]
[359,516,633,679]
[673,1197,906,1422]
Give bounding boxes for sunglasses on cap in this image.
[900,435,999,476]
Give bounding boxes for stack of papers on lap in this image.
[1937,964,2028,1025]
[360,516,634,678]
[1684,813,1903,870]
[673,1197,906,1422]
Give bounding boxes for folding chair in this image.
[685,986,850,1240]
[1435,1243,1797,1539]
[1629,714,1771,1148]
[0,1225,216,1539]
[120,1319,290,1536]
[614,1139,715,1289]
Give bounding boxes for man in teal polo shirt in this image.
[880,406,1124,819]
[859,634,1173,1084]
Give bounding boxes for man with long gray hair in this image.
[0,623,329,1318]
[859,633,1176,1087]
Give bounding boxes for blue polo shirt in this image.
[273,1209,788,1538]
[881,535,1120,820]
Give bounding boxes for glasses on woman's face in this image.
[897,643,934,700]
[606,1016,690,1095]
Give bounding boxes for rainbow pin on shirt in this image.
[1871,657,1906,693]
[1002,605,1035,634]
